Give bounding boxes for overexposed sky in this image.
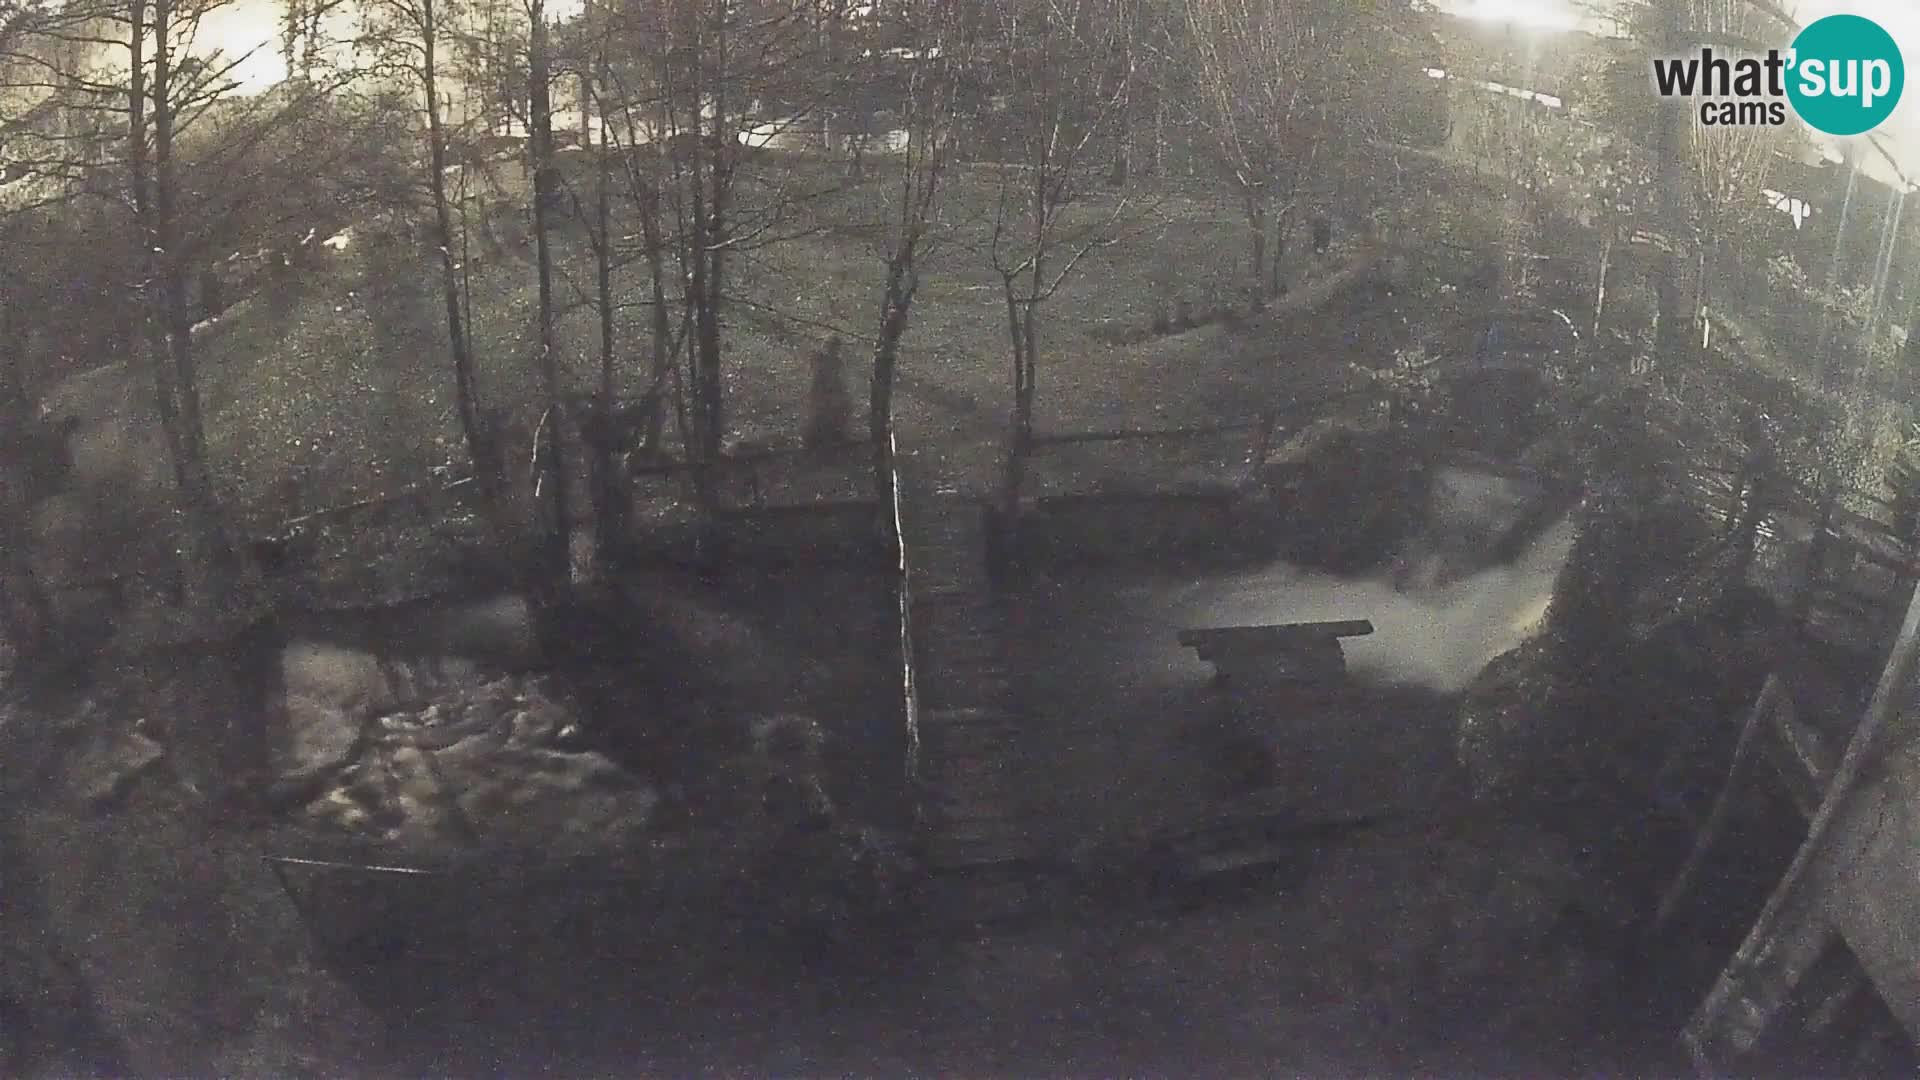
[194,0,1920,187]
[1440,0,1920,187]
[195,1,300,93]
[1442,0,1590,34]
[1790,1,1920,185]
[198,0,585,94]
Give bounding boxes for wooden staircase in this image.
[897,488,1042,878]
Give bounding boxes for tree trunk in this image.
[126,0,186,496]
[1247,195,1267,296]
[1013,179,1043,465]
[681,10,728,475]
[637,180,674,454]
[149,0,232,588]
[685,122,715,470]
[529,0,571,583]
[870,259,915,511]
[422,0,498,514]
[1002,287,1031,515]
[1269,201,1292,298]
[583,61,622,564]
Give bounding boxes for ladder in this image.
[1657,588,1920,1071]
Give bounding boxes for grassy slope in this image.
[190,162,1271,521]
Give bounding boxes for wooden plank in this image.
[1033,491,1241,510]
[1759,720,1831,820]
[1178,620,1375,647]
[1821,755,1920,1044]
[1687,921,1841,1069]
[1182,845,1298,879]
[1655,676,1787,931]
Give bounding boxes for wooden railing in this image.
[887,430,921,792]
[624,437,882,511]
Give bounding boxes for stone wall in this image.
[1012,493,1273,569]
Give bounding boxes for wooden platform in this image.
[1178,620,1375,684]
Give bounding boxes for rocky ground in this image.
[290,670,658,854]
[0,630,920,1076]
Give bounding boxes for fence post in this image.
[1791,481,1839,636]
[1727,413,1768,538]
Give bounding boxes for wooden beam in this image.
[1654,675,1785,932]
[1177,620,1375,648]
[1686,582,1920,1065]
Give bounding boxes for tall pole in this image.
[529,0,571,583]
[1652,0,1693,365]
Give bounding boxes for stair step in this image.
[916,682,1017,707]
[924,839,1046,871]
[1180,844,1298,879]
[919,651,1009,674]
[921,727,1025,750]
[920,705,1018,724]
[929,801,1024,827]
[925,747,1018,771]
[914,596,998,613]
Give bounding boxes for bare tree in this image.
[592,2,689,466]
[130,0,241,588]
[524,0,570,579]
[360,0,506,524]
[1183,0,1303,295]
[583,26,623,556]
[280,0,348,82]
[989,0,1134,512]
[865,1,970,511]
[587,0,846,497]
[1687,91,1784,350]
[1180,0,1380,297]
[563,0,657,567]
[6,0,412,601]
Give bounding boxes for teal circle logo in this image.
[1786,15,1904,136]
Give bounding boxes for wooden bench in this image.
[1177,619,1375,685]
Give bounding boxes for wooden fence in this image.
[624,437,882,513]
